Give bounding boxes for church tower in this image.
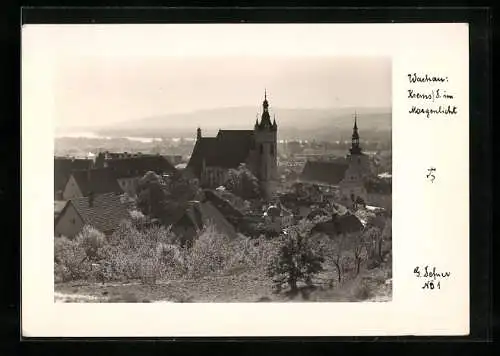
[350,112,362,155]
[254,89,278,200]
[340,112,371,208]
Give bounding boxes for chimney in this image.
[88,191,95,207]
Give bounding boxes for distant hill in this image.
[88,106,391,141]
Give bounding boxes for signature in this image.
[414,266,451,290]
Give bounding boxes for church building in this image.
[339,112,372,206]
[186,91,279,200]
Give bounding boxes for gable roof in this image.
[299,160,349,185]
[105,154,176,178]
[70,168,123,196]
[311,212,364,237]
[172,200,237,239]
[186,130,255,178]
[57,192,131,234]
[54,157,93,193]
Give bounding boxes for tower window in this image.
[270,145,274,155]
[358,158,361,164]
[260,144,264,154]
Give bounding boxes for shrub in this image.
[266,224,324,293]
[183,224,234,278]
[54,236,90,281]
[75,225,106,262]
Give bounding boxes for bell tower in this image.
[350,111,362,155]
[254,89,278,200]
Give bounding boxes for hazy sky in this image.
[54,56,391,129]
[24,25,391,129]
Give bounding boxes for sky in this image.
[23,25,392,129]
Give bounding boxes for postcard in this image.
[21,23,469,336]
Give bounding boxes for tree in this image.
[136,171,169,221]
[347,232,369,276]
[225,163,261,200]
[312,231,349,284]
[266,223,324,293]
[363,226,384,262]
[136,171,199,225]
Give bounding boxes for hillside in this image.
[91,106,392,140]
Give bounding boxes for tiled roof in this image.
[105,155,176,178]
[172,200,237,239]
[300,160,349,185]
[54,157,93,193]
[71,168,123,196]
[311,212,363,237]
[65,192,131,234]
[186,130,255,178]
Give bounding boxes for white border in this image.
[22,23,469,337]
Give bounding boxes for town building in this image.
[299,113,378,209]
[54,157,93,200]
[54,192,131,238]
[338,112,372,206]
[62,168,124,200]
[186,91,278,200]
[93,152,176,196]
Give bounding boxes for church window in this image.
[260,144,264,155]
[358,158,361,164]
[270,145,274,155]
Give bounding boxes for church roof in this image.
[299,160,349,185]
[186,130,255,178]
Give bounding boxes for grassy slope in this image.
[55,254,392,303]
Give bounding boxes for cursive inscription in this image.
[407,73,458,119]
[413,265,451,290]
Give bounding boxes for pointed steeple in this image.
[262,88,269,112]
[196,126,202,140]
[350,111,361,155]
[257,89,272,129]
[272,114,277,131]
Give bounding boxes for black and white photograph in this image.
[52,54,392,303]
[22,22,471,337]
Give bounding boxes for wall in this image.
[201,166,228,188]
[62,175,83,200]
[54,203,84,239]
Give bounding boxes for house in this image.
[54,157,93,199]
[62,168,123,200]
[54,192,131,238]
[310,211,364,238]
[54,200,66,221]
[186,91,278,200]
[170,199,239,247]
[94,152,177,196]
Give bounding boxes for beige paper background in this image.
[21,23,469,337]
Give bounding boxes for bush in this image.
[54,236,90,281]
[75,225,106,262]
[183,224,234,278]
